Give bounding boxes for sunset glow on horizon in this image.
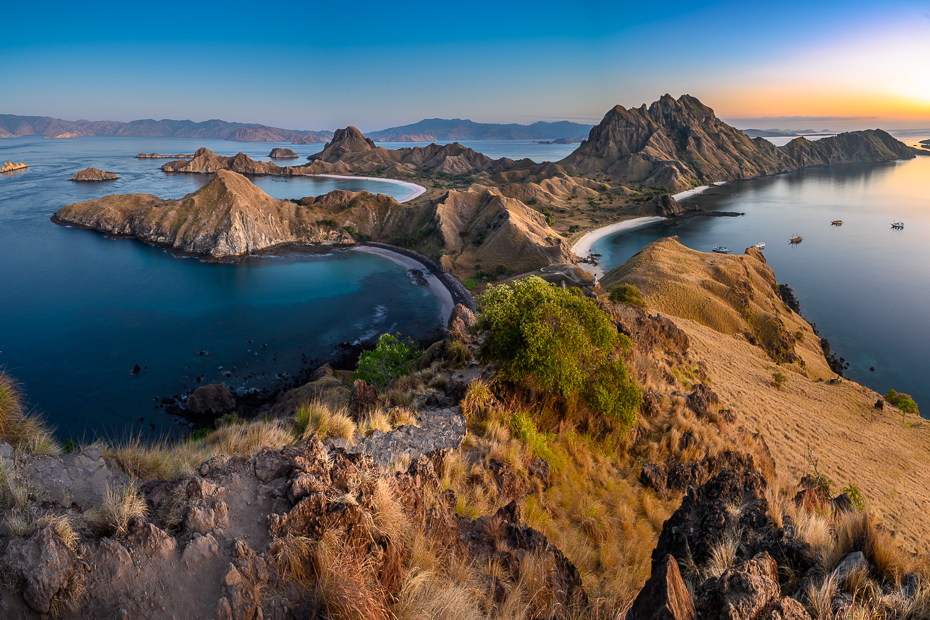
[1,0,928,130]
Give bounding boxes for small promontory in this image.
[1,161,27,173]
[268,147,299,159]
[70,167,119,182]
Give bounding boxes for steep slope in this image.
[558,95,916,192]
[606,237,930,550]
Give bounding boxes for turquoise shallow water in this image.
[0,137,444,440]
[591,154,930,413]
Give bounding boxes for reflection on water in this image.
[592,156,930,415]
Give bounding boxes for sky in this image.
[1,0,929,131]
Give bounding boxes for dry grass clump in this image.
[111,418,294,481]
[358,409,392,437]
[88,482,147,538]
[295,400,355,442]
[314,548,393,620]
[0,371,60,455]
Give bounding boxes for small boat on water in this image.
[712,246,729,254]
[831,220,843,226]
[789,235,803,244]
[753,242,765,249]
[892,222,904,229]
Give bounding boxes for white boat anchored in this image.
[892,221,904,229]
[753,242,765,249]
[712,246,729,254]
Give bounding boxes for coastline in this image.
[571,182,726,276]
[572,217,667,276]
[349,244,456,325]
[308,174,426,203]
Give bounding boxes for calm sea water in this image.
[0,137,449,440]
[592,152,930,413]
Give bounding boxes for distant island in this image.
[70,167,118,182]
[1,161,27,173]
[921,138,930,150]
[531,137,583,144]
[367,118,594,141]
[0,114,332,144]
[740,128,833,138]
[136,153,194,159]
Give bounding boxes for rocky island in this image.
[268,147,299,159]
[136,152,193,159]
[1,161,27,173]
[70,167,118,182]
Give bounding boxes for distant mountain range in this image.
[740,128,833,138]
[366,118,594,142]
[0,115,333,143]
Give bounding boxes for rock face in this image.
[268,147,298,159]
[557,94,916,191]
[627,554,695,620]
[187,383,237,418]
[3,526,81,614]
[646,193,684,217]
[18,445,132,508]
[70,167,118,182]
[1,161,28,173]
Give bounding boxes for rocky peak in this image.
[313,126,378,162]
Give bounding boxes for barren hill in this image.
[604,237,930,550]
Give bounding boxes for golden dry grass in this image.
[0,372,60,455]
[295,400,355,442]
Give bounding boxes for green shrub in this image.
[495,265,507,276]
[477,276,640,430]
[843,484,865,511]
[462,278,478,291]
[609,283,647,308]
[527,198,539,205]
[885,389,919,414]
[772,371,787,389]
[317,219,338,227]
[355,333,419,390]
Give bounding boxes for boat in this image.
[831,220,843,226]
[892,221,904,229]
[712,246,729,254]
[753,242,765,249]
[789,235,803,244]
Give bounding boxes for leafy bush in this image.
[462,278,478,291]
[843,484,865,511]
[317,219,338,227]
[609,283,647,308]
[885,389,919,415]
[477,276,640,430]
[527,198,539,205]
[356,333,419,390]
[772,371,787,389]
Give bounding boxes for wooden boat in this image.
[753,242,765,249]
[831,220,843,226]
[712,246,729,254]
[892,222,904,229]
[789,235,803,244]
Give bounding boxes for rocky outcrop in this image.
[187,383,237,419]
[70,167,118,182]
[18,445,132,508]
[1,161,28,173]
[557,94,916,192]
[268,147,299,159]
[645,193,684,217]
[627,554,695,620]
[2,526,82,614]
[44,131,82,139]
[53,170,361,258]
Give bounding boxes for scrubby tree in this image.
[355,333,419,390]
[477,276,641,430]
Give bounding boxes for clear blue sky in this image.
[2,0,928,130]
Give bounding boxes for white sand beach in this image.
[310,174,426,203]
[571,216,667,276]
[672,181,725,200]
[350,245,455,325]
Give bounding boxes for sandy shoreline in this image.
[571,217,667,276]
[349,245,455,325]
[309,174,426,203]
[570,183,726,276]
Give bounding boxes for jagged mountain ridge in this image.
[0,114,332,143]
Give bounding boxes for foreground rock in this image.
[1,161,27,173]
[3,527,82,614]
[70,167,118,182]
[627,554,695,620]
[268,147,298,159]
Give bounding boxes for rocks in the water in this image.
[1,161,28,173]
[627,554,695,620]
[2,526,81,614]
[131,363,142,374]
[268,147,299,159]
[70,167,119,182]
[187,382,237,417]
